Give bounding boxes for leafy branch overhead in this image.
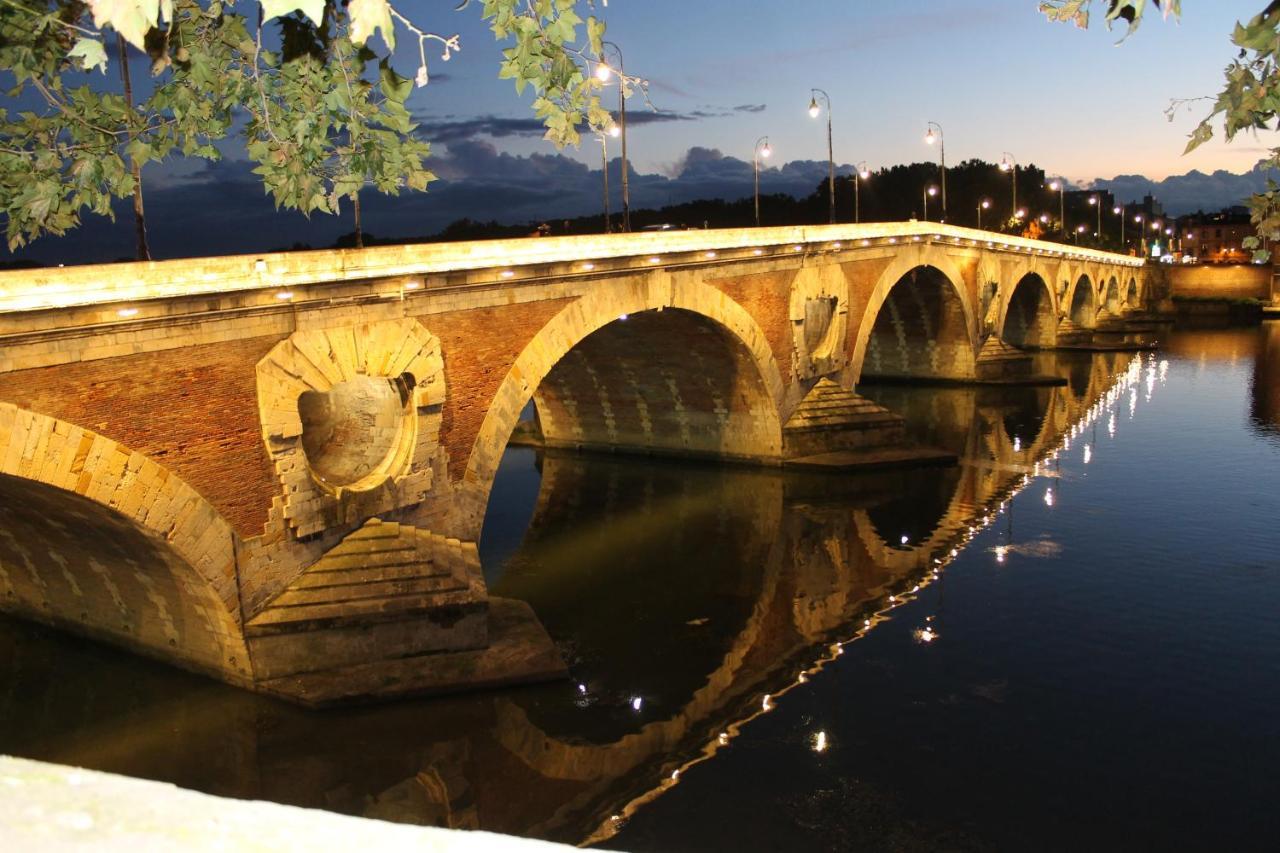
[0,0,619,251]
[1044,1,1280,261]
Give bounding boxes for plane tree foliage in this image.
[1043,0,1280,259]
[0,0,614,253]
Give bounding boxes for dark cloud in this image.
[414,110,695,146]
[1093,161,1275,214]
[14,144,1264,266]
[733,103,767,113]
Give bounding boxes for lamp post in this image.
[1134,214,1144,256]
[753,136,772,227]
[923,184,938,221]
[999,152,1018,226]
[595,42,630,231]
[598,126,616,233]
[1049,179,1066,238]
[808,88,835,224]
[1114,205,1125,252]
[924,122,946,220]
[1088,195,1101,243]
[978,198,991,230]
[1075,224,1086,245]
[854,161,869,223]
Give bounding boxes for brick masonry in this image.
[0,232,1148,694]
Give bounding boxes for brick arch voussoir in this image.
[0,402,240,620]
[457,276,788,536]
[848,244,978,385]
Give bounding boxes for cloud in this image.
[733,103,767,113]
[414,110,696,146]
[1093,160,1277,214]
[13,145,1270,266]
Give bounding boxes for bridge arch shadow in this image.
[0,404,248,681]
[852,257,977,383]
[1066,273,1097,328]
[459,277,787,540]
[1001,272,1057,348]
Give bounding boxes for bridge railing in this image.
[0,222,1143,315]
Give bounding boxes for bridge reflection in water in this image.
[0,346,1151,844]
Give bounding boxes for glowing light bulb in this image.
[595,62,612,82]
[631,696,643,711]
[808,98,820,119]
[812,731,828,753]
[608,124,621,138]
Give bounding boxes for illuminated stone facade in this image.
[0,224,1146,700]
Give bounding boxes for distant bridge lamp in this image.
[853,161,870,223]
[753,136,773,227]
[1088,195,1102,241]
[595,41,631,232]
[999,153,1018,225]
[924,122,946,220]
[1113,205,1126,251]
[978,198,992,230]
[923,184,939,222]
[807,88,836,224]
[1048,179,1066,238]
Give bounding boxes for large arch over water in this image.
[853,259,977,382]
[458,278,788,539]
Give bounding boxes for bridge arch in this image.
[1065,273,1097,327]
[1125,275,1141,310]
[458,275,788,538]
[851,250,977,383]
[0,403,248,681]
[1000,272,1057,347]
[1102,276,1122,315]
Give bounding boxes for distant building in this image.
[1177,209,1253,263]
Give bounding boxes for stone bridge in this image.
[0,223,1146,701]
[3,348,1145,842]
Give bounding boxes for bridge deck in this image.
[0,222,1142,315]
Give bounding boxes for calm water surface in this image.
[2,323,1278,851]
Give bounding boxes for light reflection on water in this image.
[0,324,1278,850]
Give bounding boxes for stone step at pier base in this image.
[782,379,955,471]
[975,336,1034,380]
[246,518,565,706]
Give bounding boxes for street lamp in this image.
[1134,214,1144,255]
[1088,195,1101,242]
[923,184,938,221]
[999,152,1018,225]
[1075,224,1086,245]
[924,122,946,220]
[808,88,835,224]
[978,198,991,230]
[753,136,772,227]
[1114,205,1125,252]
[596,42,631,231]
[598,125,615,233]
[854,160,870,223]
[1049,179,1066,237]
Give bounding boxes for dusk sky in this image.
[414,0,1266,181]
[8,0,1278,262]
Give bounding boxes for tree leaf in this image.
[260,0,326,28]
[86,0,161,51]
[68,38,109,74]
[349,0,395,51]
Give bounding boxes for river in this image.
[2,323,1278,851]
